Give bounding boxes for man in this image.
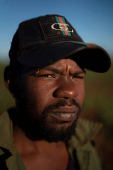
[1,14,111,170]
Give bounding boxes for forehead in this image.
[42,58,84,71]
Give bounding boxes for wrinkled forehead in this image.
[44,58,85,72]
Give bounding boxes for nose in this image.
[53,79,78,99]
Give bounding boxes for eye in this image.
[72,75,84,79]
[43,74,55,78]
[35,73,56,79]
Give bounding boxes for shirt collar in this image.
[67,118,102,150]
[0,111,15,154]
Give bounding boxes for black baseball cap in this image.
[9,14,111,72]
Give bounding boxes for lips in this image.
[50,107,77,122]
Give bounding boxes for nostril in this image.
[63,97,69,99]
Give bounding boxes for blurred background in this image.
[0,0,113,169]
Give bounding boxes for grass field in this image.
[0,61,113,169]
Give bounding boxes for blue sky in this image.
[0,0,113,61]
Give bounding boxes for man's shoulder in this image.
[67,118,103,170]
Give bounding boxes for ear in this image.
[4,66,17,96]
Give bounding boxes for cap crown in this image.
[9,15,83,61]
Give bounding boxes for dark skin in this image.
[5,58,86,170]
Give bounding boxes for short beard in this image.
[15,88,82,143]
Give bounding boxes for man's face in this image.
[15,58,85,142]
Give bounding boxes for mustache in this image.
[45,99,81,113]
[16,86,82,115]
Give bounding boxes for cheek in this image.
[77,81,85,106]
[23,79,54,114]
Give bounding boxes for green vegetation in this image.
[0,62,15,113]
[84,63,113,126]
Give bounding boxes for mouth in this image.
[50,108,77,122]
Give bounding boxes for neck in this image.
[13,123,67,154]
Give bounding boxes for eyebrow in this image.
[42,67,62,74]
[42,67,86,75]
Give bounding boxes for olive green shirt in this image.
[0,111,102,170]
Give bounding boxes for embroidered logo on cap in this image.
[51,16,73,36]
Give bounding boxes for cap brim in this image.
[17,41,111,73]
